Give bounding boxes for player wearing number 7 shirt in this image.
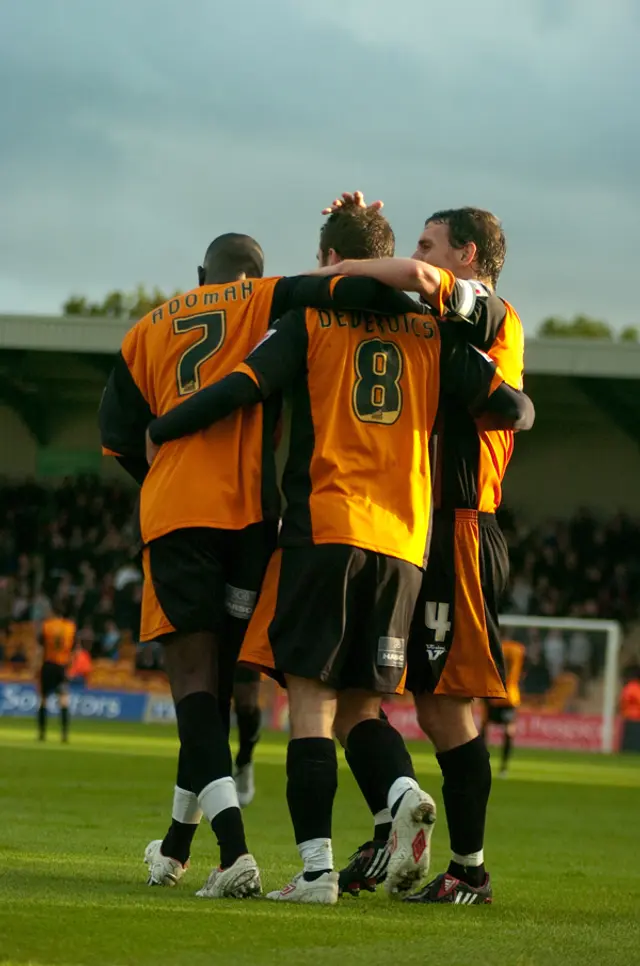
[145,206,534,904]
[318,194,526,907]
[98,229,422,902]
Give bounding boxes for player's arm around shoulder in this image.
[281,270,423,317]
[313,257,441,308]
[146,310,308,457]
[439,325,535,432]
[242,308,309,395]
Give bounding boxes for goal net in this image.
[492,614,622,754]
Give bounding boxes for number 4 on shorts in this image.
[425,602,451,642]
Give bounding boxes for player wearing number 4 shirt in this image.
[319,195,526,906]
[146,205,533,903]
[99,226,443,902]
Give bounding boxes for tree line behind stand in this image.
[63,287,640,342]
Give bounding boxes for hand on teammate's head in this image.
[321,191,384,216]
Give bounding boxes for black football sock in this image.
[175,691,233,794]
[60,706,69,741]
[217,617,248,740]
[162,748,200,865]
[162,819,198,866]
[217,695,232,741]
[346,718,416,835]
[38,705,46,740]
[235,706,261,769]
[344,746,392,842]
[437,735,491,888]
[502,732,513,772]
[210,807,249,870]
[176,744,193,792]
[175,691,247,869]
[373,820,392,842]
[287,738,337,881]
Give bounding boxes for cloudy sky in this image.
[1,0,638,332]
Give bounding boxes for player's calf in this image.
[164,633,253,874]
[59,691,70,743]
[341,715,435,896]
[267,676,340,902]
[233,689,261,807]
[37,700,47,741]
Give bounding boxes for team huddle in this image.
[98,191,534,906]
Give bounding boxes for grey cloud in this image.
[0,0,638,329]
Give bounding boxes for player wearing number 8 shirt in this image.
[321,200,526,906]
[146,206,534,904]
[99,231,420,901]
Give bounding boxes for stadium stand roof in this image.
[0,313,129,355]
[0,312,639,514]
[1,312,639,378]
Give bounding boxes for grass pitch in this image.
[0,718,638,966]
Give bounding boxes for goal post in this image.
[498,614,623,754]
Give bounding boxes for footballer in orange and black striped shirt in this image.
[99,239,423,644]
[318,208,527,703]
[292,199,530,905]
[147,288,532,695]
[99,230,448,888]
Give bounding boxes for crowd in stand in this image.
[498,506,640,699]
[499,506,640,626]
[0,478,638,691]
[0,476,156,669]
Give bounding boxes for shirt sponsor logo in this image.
[225,585,258,620]
[377,636,406,669]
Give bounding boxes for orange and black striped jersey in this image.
[490,639,526,707]
[433,287,525,514]
[148,303,533,569]
[99,274,423,545]
[41,617,76,666]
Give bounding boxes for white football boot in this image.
[144,839,188,887]
[234,763,256,808]
[267,871,339,904]
[196,853,262,899]
[386,788,437,897]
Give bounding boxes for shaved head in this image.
[198,233,264,285]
